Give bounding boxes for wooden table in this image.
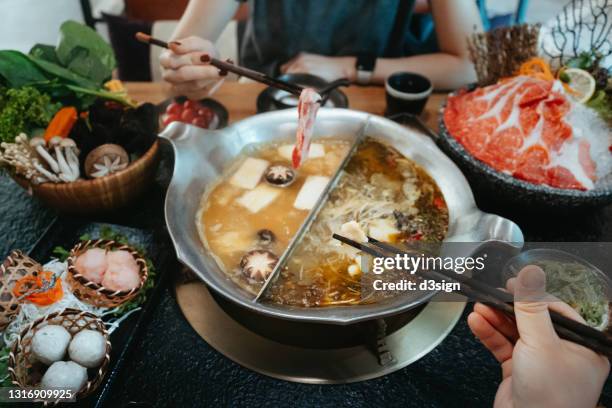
[125,81,445,129]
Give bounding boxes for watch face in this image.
[356,55,376,72]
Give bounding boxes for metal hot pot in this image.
[161,109,523,341]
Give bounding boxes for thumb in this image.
[513,265,558,347]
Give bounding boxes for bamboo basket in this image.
[8,308,111,405]
[66,239,148,308]
[12,139,160,215]
[0,250,42,331]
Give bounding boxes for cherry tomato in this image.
[166,102,182,115]
[163,114,180,126]
[181,108,196,122]
[191,117,209,128]
[183,100,198,110]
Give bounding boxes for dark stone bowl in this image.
[436,88,612,213]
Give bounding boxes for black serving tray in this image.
[22,217,174,407]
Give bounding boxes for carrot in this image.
[43,106,78,142]
[517,57,555,81]
[12,271,63,306]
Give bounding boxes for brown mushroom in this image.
[240,250,278,282]
[84,144,129,178]
[264,165,296,187]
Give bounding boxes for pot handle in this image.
[445,211,524,258]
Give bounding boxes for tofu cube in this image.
[278,143,325,161]
[229,157,269,190]
[293,176,330,210]
[236,184,280,213]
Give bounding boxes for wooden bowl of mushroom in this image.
[2,101,160,214]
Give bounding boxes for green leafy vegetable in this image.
[0,21,133,109]
[56,21,115,85]
[0,86,60,142]
[0,50,47,88]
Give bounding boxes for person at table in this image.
[469,265,610,408]
[160,0,482,99]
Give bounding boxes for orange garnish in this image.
[12,271,63,306]
[517,57,555,81]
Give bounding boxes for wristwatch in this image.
[355,54,377,85]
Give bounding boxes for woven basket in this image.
[66,239,148,308]
[0,250,42,331]
[8,308,111,405]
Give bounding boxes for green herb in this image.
[0,20,134,109]
[52,246,71,262]
[0,86,60,142]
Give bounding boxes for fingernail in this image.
[200,54,211,63]
[171,41,181,46]
[518,266,545,290]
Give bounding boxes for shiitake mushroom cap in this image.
[264,165,296,187]
[240,249,278,282]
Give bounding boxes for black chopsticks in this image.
[135,32,304,96]
[332,233,612,359]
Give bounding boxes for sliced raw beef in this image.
[443,76,598,190]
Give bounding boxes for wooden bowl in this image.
[12,140,160,215]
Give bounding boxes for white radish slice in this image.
[340,221,368,243]
[236,184,281,213]
[293,175,330,211]
[229,157,270,190]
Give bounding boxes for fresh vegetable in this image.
[12,271,64,306]
[69,99,157,169]
[0,346,11,387]
[0,86,59,142]
[163,100,216,129]
[44,106,77,142]
[0,21,134,109]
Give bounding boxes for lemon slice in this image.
[563,68,596,103]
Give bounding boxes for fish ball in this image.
[41,361,88,392]
[31,325,71,365]
[69,329,107,368]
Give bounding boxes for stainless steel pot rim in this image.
[161,109,524,325]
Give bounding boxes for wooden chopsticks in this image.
[135,32,304,96]
[332,233,612,359]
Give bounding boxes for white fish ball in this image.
[41,361,88,392]
[31,325,71,365]
[68,329,107,368]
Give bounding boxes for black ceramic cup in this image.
[385,72,433,116]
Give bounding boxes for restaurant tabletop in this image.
[1,81,611,407]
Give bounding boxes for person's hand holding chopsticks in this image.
[159,36,223,100]
[468,265,610,408]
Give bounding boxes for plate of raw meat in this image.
[438,58,612,211]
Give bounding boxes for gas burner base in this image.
[175,282,465,384]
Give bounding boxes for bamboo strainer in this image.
[66,239,148,308]
[0,250,42,331]
[8,308,111,405]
